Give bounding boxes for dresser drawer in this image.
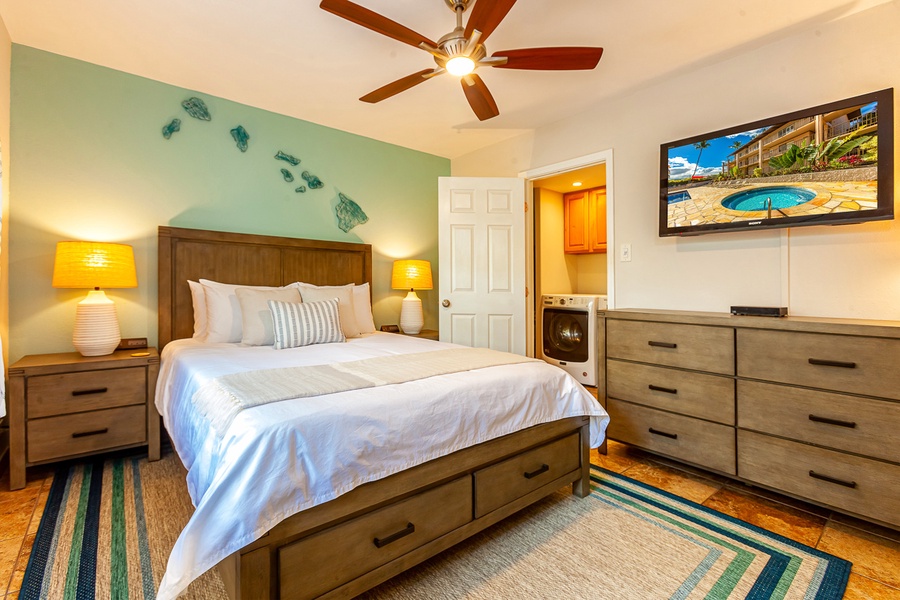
[607,399,735,474]
[27,404,147,463]
[607,359,734,425]
[474,433,581,518]
[607,320,734,375]
[738,381,900,463]
[737,329,900,400]
[27,367,147,418]
[279,476,471,599]
[738,431,900,527]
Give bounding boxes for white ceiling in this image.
[0,0,891,159]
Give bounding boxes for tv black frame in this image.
[659,88,894,237]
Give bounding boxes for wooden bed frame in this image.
[157,226,592,600]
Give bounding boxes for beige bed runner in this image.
[193,347,538,433]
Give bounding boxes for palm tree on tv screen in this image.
[691,140,711,179]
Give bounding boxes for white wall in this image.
[454,3,900,320]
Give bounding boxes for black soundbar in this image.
[730,306,788,317]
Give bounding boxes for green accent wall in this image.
[8,46,449,360]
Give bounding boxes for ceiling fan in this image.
[319,0,604,121]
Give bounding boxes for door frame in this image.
[518,149,615,356]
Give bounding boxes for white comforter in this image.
[155,333,609,599]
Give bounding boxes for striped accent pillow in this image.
[268,298,346,349]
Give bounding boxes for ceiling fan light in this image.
[446,56,475,77]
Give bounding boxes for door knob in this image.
[442,299,451,308]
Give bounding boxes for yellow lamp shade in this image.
[391,259,433,291]
[52,241,138,289]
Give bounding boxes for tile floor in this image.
[1,443,899,599]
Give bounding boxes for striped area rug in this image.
[22,454,850,599]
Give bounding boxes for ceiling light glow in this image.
[446,56,475,77]
[572,181,583,187]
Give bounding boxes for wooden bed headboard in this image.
[158,226,373,348]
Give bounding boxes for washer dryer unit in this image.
[540,294,606,386]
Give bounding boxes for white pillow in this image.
[235,287,302,346]
[269,298,345,349]
[296,283,361,338]
[199,279,283,343]
[295,282,375,335]
[188,280,207,339]
[352,283,376,334]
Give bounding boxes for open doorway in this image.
[519,150,614,358]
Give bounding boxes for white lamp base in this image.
[72,290,121,356]
[399,290,424,335]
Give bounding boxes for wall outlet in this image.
[620,243,632,262]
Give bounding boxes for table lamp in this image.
[52,241,138,356]
[391,259,433,335]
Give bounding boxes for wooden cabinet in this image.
[7,349,161,490]
[604,309,900,529]
[564,187,607,254]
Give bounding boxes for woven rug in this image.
[22,453,850,599]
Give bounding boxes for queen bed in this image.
[155,226,609,600]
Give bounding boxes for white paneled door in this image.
[438,177,526,354]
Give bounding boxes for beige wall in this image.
[455,3,900,321]
[0,15,10,420]
[536,188,576,296]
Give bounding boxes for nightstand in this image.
[7,348,161,490]
[403,329,439,341]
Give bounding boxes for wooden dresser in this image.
[604,309,900,529]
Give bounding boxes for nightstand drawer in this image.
[27,367,147,418]
[27,405,147,463]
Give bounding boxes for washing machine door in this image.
[543,308,589,363]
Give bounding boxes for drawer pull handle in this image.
[648,341,677,349]
[524,464,550,479]
[648,384,678,395]
[808,358,856,369]
[809,470,857,489]
[808,414,857,429]
[72,428,109,439]
[648,428,678,440]
[373,522,415,548]
[71,387,108,396]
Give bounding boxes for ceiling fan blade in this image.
[360,69,439,103]
[464,0,517,43]
[320,0,437,49]
[491,47,604,70]
[461,74,499,121]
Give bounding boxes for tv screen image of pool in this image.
[659,88,894,237]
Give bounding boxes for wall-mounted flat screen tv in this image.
[659,88,893,237]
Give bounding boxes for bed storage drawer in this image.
[607,319,734,375]
[27,367,147,418]
[607,360,735,424]
[26,405,147,463]
[474,433,581,518]
[607,399,735,474]
[279,476,472,599]
[737,329,900,400]
[738,430,900,527]
[738,380,900,463]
